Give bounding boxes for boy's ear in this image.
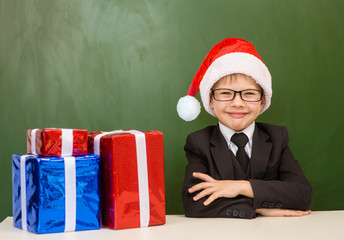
[209,94,214,109]
[260,95,266,111]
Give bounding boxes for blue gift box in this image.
[12,154,101,234]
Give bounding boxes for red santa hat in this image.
[177,38,272,121]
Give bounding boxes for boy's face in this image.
[209,75,265,132]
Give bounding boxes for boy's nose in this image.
[230,93,245,106]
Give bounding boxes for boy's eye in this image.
[243,90,258,96]
[219,90,233,95]
[242,90,260,97]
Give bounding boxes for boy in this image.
[176,38,312,219]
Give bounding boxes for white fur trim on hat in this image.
[177,95,201,121]
[199,52,272,117]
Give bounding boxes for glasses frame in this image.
[211,88,264,102]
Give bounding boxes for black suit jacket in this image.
[182,123,313,219]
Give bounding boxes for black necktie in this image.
[231,133,250,173]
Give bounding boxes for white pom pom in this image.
[177,95,201,121]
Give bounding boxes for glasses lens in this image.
[214,89,234,101]
[241,90,262,101]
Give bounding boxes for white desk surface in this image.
[1,211,344,240]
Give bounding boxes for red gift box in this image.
[27,128,88,157]
[89,130,165,229]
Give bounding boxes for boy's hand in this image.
[188,172,254,206]
[255,208,311,217]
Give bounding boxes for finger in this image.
[285,210,310,217]
[203,192,221,206]
[193,187,216,201]
[281,210,297,217]
[188,182,214,193]
[286,211,301,217]
[296,210,311,216]
[193,172,215,182]
[299,210,312,216]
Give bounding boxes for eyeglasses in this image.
[211,88,264,102]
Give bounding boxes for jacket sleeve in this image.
[182,132,256,219]
[249,126,313,210]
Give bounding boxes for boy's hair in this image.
[177,38,271,122]
[211,74,263,90]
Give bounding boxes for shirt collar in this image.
[219,121,255,147]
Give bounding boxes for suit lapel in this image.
[250,124,272,179]
[210,125,235,180]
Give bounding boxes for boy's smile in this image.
[210,74,265,132]
[228,112,248,118]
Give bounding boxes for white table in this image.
[1,211,344,240]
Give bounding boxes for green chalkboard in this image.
[1,0,344,221]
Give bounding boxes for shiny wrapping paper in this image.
[27,129,88,157]
[88,130,165,230]
[12,154,101,234]
[87,131,103,154]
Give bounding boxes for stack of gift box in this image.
[12,128,165,234]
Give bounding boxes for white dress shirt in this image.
[218,122,255,158]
